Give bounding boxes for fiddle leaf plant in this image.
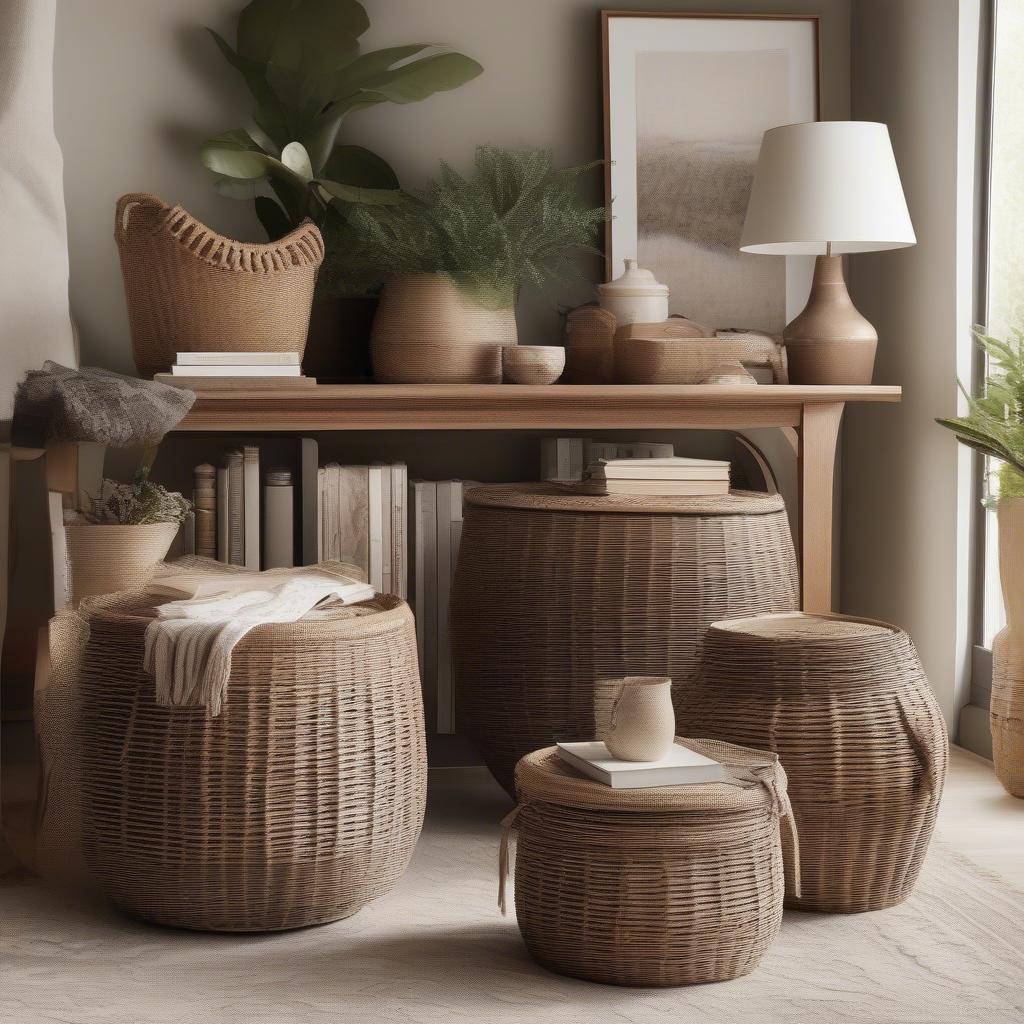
[202,0,483,240]
[937,327,1024,499]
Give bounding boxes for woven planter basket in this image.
[503,739,796,987]
[678,613,948,913]
[370,274,515,383]
[76,591,426,932]
[450,484,799,795]
[115,192,324,377]
[65,522,178,606]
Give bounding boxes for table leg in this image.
[798,402,844,613]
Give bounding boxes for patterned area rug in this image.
[3,770,1024,1024]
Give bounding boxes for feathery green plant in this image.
[936,327,1024,499]
[321,146,606,306]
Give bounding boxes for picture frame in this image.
[602,12,821,333]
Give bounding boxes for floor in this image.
[2,730,1024,1023]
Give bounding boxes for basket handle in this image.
[497,805,522,915]
[115,192,167,244]
[897,693,946,800]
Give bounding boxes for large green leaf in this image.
[237,0,294,62]
[357,52,483,104]
[213,175,259,200]
[315,179,405,205]
[208,29,276,108]
[201,131,306,187]
[327,44,433,98]
[302,93,388,171]
[281,141,314,181]
[255,195,296,239]
[322,145,399,189]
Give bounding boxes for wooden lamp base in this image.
[784,255,878,386]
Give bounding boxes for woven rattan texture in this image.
[510,740,789,986]
[450,488,799,794]
[116,193,323,377]
[678,613,948,913]
[990,628,1024,796]
[77,592,426,932]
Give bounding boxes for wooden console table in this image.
[175,383,901,613]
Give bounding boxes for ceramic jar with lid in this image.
[597,259,669,325]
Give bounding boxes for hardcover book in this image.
[555,741,723,789]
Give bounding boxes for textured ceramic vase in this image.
[992,498,1024,797]
[604,676,675,761]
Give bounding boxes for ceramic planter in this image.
[992,497,1024,797]
[65,522,179,606]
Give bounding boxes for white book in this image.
[243,446,260,570]
[556,741,724,789]
[316,467,326,563]
[226,450,244,566]
[589,465,730,481]
[391,463,408,599]
[448,516,463,733]
[379,464,392,596]
[368,464,384,591]
[323,463,340,561]
[176,351,301,366]
[435,481,455,734]
[419,482,438,719]
[410,481,433,678]
[541,438,585,482]
[47,492,69,613]
[580,479,731,497]
[335,464,370,580]
[263,471,294,570]
[300,438,319,566]
[568,440,585,482]
[600,456,728,470]
[171,364,302,377]
[216,466,229,563]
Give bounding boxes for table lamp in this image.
[740,121,915,385]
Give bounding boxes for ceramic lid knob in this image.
[598,258,669,297]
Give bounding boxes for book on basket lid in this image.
[579,456,731,497]
[556,740,723,789]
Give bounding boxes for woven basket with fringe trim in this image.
[499,739,797,987]
[68,588,424,932]
[115,193,324,377]
[677,612,948,913]
[450,484,799,795]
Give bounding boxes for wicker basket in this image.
[450,484,799,794]
[77,591,426,931]
[504,739,796,986]
[678,613,948,913]
[65,522,179,606]
[371,274,515,383]
[115,193,324,378]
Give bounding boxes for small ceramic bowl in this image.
[501,345,566,385]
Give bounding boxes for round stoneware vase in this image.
[65,522,178,606]
[992,497,1024,797]
[370,274,516,383]
[604,676,675,761]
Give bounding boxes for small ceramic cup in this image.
[501,345,566,385]
[604,676,676,762]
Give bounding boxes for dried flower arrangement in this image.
[84,467,193,526]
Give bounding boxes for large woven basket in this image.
[678,613,948,913]
[505,739,796,986]
[76,590,426,931]
[370,274,515,383]
[116,193,324,377]
[450,484,799,794]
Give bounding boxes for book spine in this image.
[411,482,427,677]
[569,439,584,482]
[171,364,302,377]
[368,465,383,591]
[556,440,571,482]
[193,463,217,560]
[263,470,294,569]
[435,481,454,734]
[379,464,392,596]
[226,451,244,566]
[300,438,319,566]
[540,438,557,481]
[47,492,69,613]
[243,446,260,570]
[176,351,301,366]
[421,482,438,728]
[216,467,229,563]
[317,467,326,564]
[391,463,407,599]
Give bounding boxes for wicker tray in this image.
[614,336,788,384]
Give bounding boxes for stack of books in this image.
[156,351,316,388]
[582,456,730,497]
[556,741,724,789]
[541,437,673,482]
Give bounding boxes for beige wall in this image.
[844,0,981,732]
[54,0,851,373]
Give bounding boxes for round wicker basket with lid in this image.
[450,483,799,794]
[678,612,948,913]
[504,739,797,986]
[74,589,426,932]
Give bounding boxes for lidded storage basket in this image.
[75,590,426,931]
[505,740,796,987]
[678,613,948,913]
[450,484,799,794]
[115,192,324,378]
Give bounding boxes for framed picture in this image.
[602,12,820,333]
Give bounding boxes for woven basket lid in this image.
[514,738,789,814]
[464,483,784,516]
[707,612,902,646]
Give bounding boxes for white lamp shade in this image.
[740,121,916,256]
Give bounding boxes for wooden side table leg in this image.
[798,402,844,613]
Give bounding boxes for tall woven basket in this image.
[115,192,324,378]
[678,613,948,913]
[450,484,799,794]
[76,591,426,932]
[505,740,796,986]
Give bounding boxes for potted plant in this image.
[324,146,606,383]
[200,0,483,379]
[937,327,1024,796]
[65,467,193,606]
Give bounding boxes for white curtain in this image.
[0,0,76,433]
